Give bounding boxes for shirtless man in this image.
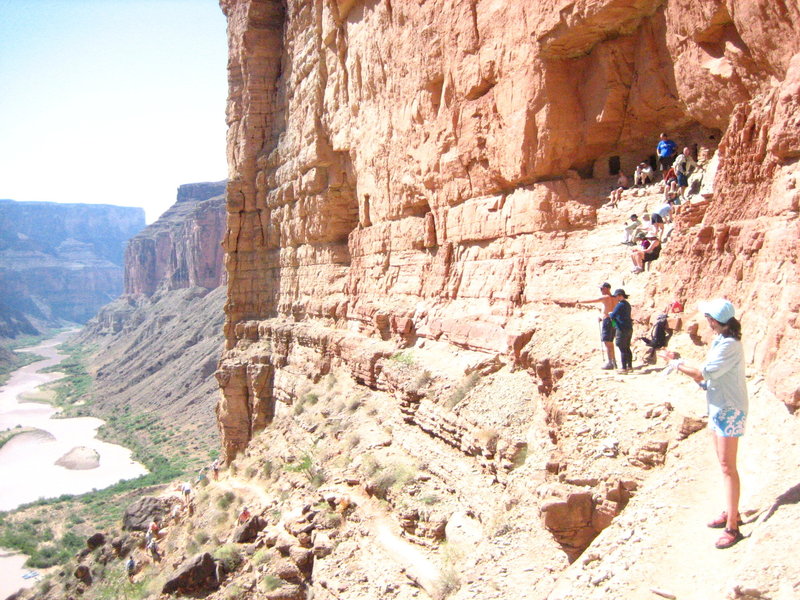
[577,282,619,369]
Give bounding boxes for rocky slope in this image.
[80,182,227,440]
[12,188,800,600]
[0,199,145,327]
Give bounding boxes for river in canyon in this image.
[0,331,148,597]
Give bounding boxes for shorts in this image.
[600,316,615,342]
[643,252,658,263]
[709,405,746,437]
[677,172,688,187]
[651,213,664,224]
[658,155,675,170]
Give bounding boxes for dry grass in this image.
[445,373,480,409]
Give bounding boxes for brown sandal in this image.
[715,528,744,549]
[707,511,743,529]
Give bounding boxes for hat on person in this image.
[630,214,638,219]
[635,231,646,239]
[699,298,735,324]
[613,288,628,298]
[600,282,611,290]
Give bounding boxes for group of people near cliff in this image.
[577,284,748,550]
[607,133,700,274]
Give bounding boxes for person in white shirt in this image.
[661,299,747,549]
[672,147,698,200]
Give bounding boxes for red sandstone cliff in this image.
[82,181,228,442]
[217,0,800,455]
[124,181,227,296]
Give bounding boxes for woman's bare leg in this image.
[714,434,741,529]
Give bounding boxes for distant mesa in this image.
[55,446,100,470]
[0,199,146,331]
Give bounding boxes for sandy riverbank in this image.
[0,331,148,596]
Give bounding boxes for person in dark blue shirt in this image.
[656,132,677,171]
[610,289,633,371]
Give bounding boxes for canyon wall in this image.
[0,200,145,326]
[123,181,227,296]
[82,182,228,441]
[217,0,800,458]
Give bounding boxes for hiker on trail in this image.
[196,468,208,487]
[622,214,642,245]
[170,503,182,524]
[211,458,220,480]
[238,506,251,524]
[661,299,747,549]
[631,234,661,273]
[126,556,136,582]
[609,289,633,372]
[634,162,654,186]
[148,518,161,539]
[657,132,677,171]
[576,282,619,370]
[181,481,192,504]
[608,171,630,207]
[672,147,698,201]
[147,538,162,562]
[639,313,672,365]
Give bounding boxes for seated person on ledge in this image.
[631,234,661,273]
[634,162,654,186]
[608,172,630,207]
[622,214,642,245]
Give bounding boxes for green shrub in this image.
[285,453,326,489]
[218,491,236,510]
[252,548,272,566]
[262,575,283,592]
[213,544,243,572]
[372,463,415,498]
[390,351,414,365]
[194,531,210,545]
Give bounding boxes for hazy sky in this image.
[0,0,229,223]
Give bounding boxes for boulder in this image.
[110,535,137,557]
[230,515,267,543]
[265,584,306,600]
[162,552,220,595]
[123,496,172,531]
[86,532,106,551]
[74,565,92,586]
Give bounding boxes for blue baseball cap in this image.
[699,299,735,324]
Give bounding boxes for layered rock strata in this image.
[217,0,800,453]
[124,181,227,296]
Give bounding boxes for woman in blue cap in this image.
[661,299,747,549]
